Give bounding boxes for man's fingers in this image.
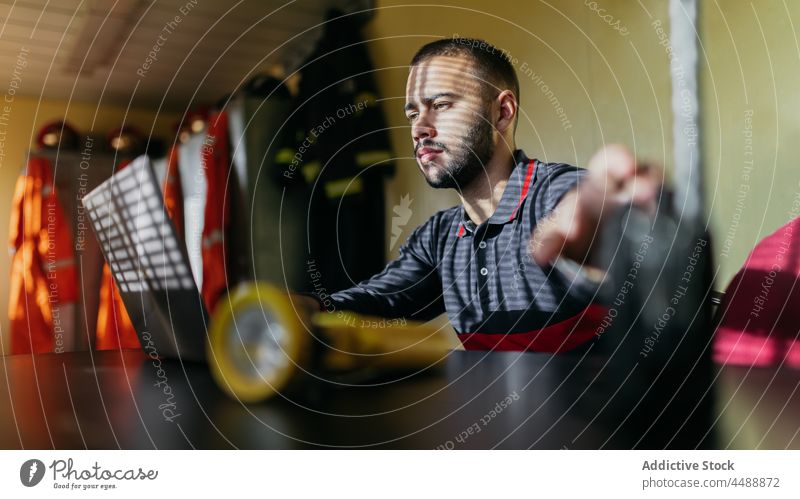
[532,145,663,268]
[628,163,662,209]
[290,293,321,314]
[587,144,664,210]
[587,143,637,188]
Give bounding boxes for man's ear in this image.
[495,90,517,134]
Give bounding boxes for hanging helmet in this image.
[187,107,210,134]
[36,120,80,150]
[107,126,145,155]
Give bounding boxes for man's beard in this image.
[416,117,494,190]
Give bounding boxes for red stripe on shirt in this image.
[509,159,536,221]
[456,303,607,353]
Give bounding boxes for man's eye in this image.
[433,102,450,110]
[407,113,418,122]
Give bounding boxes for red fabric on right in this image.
[714,216,800,368]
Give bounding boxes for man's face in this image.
[405,55,495,190]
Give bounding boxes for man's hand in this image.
[531,144,662,268]
[290,293,322,315]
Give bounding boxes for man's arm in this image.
[531,144,661,268]
[322,218,445,321]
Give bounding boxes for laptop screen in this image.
[82,155,208,362]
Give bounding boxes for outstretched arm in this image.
[531,144,661,270]
[301,219,445,321]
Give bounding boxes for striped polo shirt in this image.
[329,149,606,352]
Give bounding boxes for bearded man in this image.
[320,37,658,353]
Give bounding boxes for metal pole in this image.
[669,0,703,223]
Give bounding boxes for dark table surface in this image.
[1,349,798,449]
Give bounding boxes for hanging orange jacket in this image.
[95,160,139,350]
[200,111,231,312]
[8,157,78,354]
[95,261,139,350]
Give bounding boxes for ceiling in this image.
[0,0,368,110]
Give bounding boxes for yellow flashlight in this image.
[207,283,452,403]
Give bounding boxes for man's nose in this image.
[412,111,436,143]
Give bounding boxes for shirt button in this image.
[478,241,487,249]
[480,267,488,276]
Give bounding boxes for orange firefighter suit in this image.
[8,157,77,354]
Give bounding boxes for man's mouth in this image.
[417,146,443,162]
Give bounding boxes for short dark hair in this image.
[410,37,520,107]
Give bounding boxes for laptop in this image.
[82,155,208,362]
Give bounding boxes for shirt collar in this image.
[456,149,536,237]
[488,150,537,223]
[456,150,536,237]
